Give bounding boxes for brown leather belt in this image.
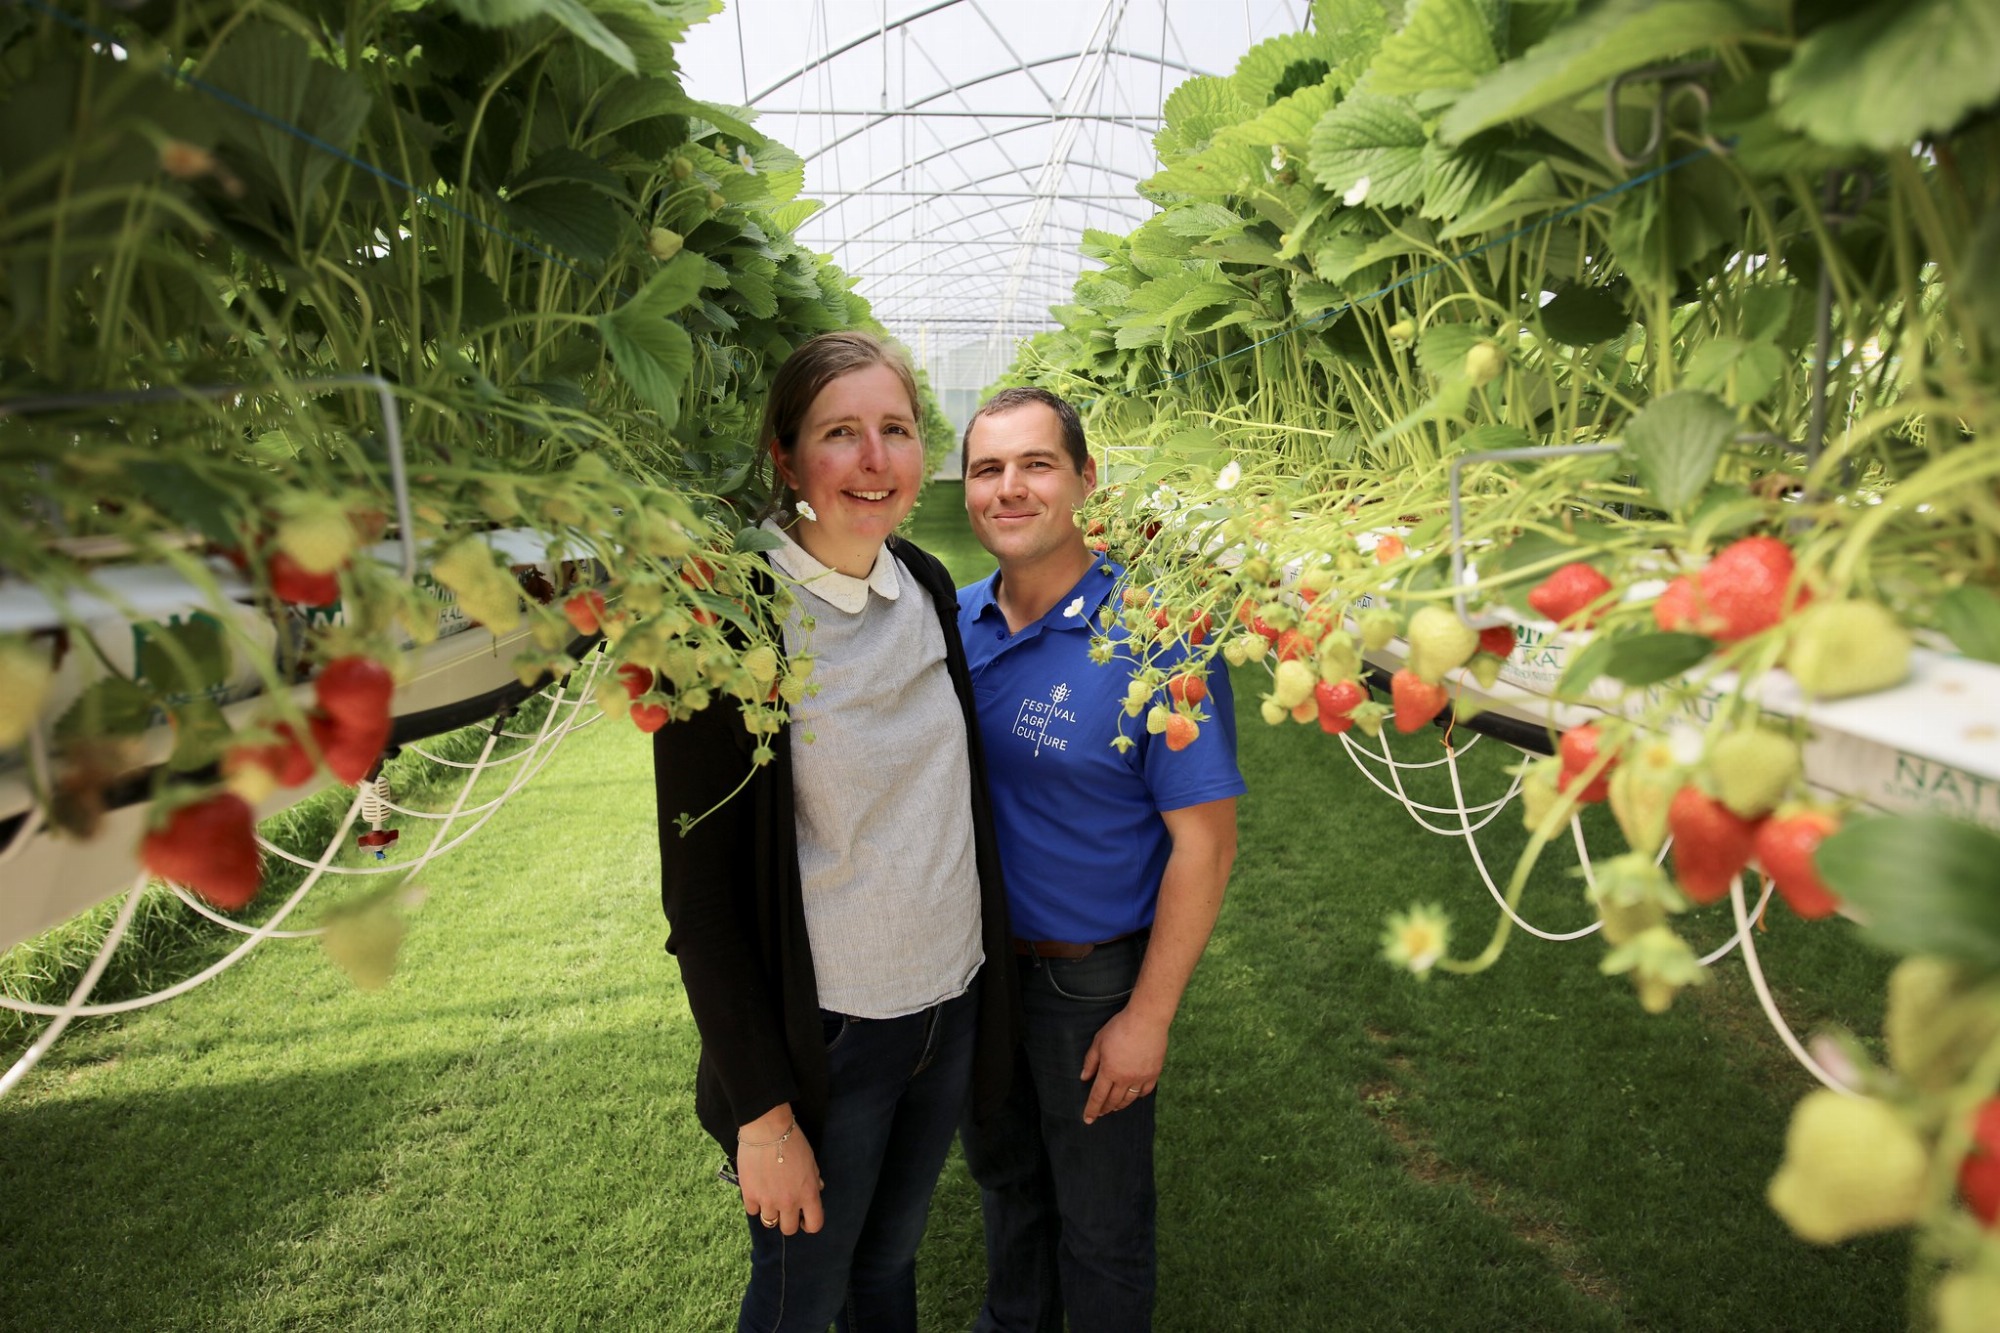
[1011,928,1147,961]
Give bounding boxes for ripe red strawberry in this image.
[1164,714,1199,751]
[1754,809,1843,919]
[1235,597,1260,627]
[1186,611,1212,646]
[1530,564,1610,628]
[564,589,607,635]
[618,664,655,699]
[1315,678,1365,734]
[1477,624,1517,658]
[267,550,340,607]
[1698,535,1809,642]
[1652,574,1710,634]
[224,721,314,792]
[1166,673,1208,707]
[315,656,394,727]
[630,700,670,732]
[1961,1098,2000,1227]
[311,709,391,785]
[140,792,262,910]
[1275,629,1314,662]
[1391,669,1448,733]
[1557,725,1617,804]
[1374,533,1405,564]
[1667,786,1761,904]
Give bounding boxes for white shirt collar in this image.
[761,517,901,614]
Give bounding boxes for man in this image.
[956,386,1244,1332]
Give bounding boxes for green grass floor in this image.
[0,485,1906,1330]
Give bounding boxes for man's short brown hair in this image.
[961,387,1087,475]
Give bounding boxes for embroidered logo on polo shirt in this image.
[1012,683,1077,756]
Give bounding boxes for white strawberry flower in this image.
[736,144,757,175]
[1215,459,1241,492]
[1343,175,1371,207]
[1063,596,1085,619]
[795,499,817,521]
[1269,145,1285,172]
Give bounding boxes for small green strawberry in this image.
[1587,852,1681,947]
[1405,607,1479,684]
[1709,728,1801,818]
[1258,696,1288,727]
[1359,609,1401,652]
[1222,632,1264,667]
[1349,701,1391,738]
[646,226,684,260]
[1315,630,1360,680]
[1784,599,1911,698]
[1767,1090,1926,1243]
[742,644,780,687]
[1599,923,1705,1013]
[273,496,356,576]
[1468,653,1505,690]
[0,635,53,750]
[1146,703,1171,735]
[1608,739,1678,855]
[1464,340,1505,386]
[1884,957,2000,1093]
[1517,757,1568,838]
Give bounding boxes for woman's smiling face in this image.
[775,361,924,577]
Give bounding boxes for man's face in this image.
[963,404,1097,568]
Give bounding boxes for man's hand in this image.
[737,1104,825,1236]
[1079,1007,1170,1124]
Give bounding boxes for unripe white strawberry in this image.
[1146,704,1171,735]
[647,227,684,260]
[632,509,697,557]
[1709,728,1801,817]
[1359,609,1400,652]
[1464,340,1505,386]
[0,636,54,749]
[1272,659,1316,709]
[1258,697,1287,727]
[274,496,356,575]
[1316,630,1360,680]
[742,645,779,686]
[479,479,521,523]
[1785,600,1910,698]
[1767,1091,1926,1243]
[432,537,524,633]
[1123,677,1151,717]
[1405,606,1478,684]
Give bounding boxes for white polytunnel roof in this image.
[678,1,1312,421]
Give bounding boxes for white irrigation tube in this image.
[0,790,366,1018]
[1344,730,1482,769]
[1729,874,1856,1094]
[1444,747,1602,943]
[254,668,594,876]
[1337,731,1520,822]
[1348,728,1521,837]
[166,883,327,938]
[0,874,146,1097]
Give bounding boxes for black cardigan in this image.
[653,535,1019,1155]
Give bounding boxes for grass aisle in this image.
[1,487,1902,1329]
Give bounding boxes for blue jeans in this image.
[960,935,1156,1333]
[738,988,976,1333]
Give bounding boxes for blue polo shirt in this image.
[960,561,1246,943]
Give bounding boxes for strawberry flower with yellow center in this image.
[1381,904,1450,979]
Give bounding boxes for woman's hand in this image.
[737,1104,824,1236]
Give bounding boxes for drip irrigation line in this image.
[1729,874,1856,1095]
[0,874,146,1097]
[25,0,593,280]
[1072,143,1721,407]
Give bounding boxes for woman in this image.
[653,330,1017,1332]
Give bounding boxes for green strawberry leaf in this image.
[55,676,157,740]
[732,525,785,554]
[1817,816,2000,967]
[1554,634,1614,698]
[1938,586,2000,665]
[1622,389,1738,514]
[135,617,232,698]
[1773,0,2000,153]
[1369,0,1498,96]
[1600,631,1714,686]
[1537,287,1629,348]
[164,698,232,773]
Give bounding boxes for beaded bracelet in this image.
[738,1118,797,1163]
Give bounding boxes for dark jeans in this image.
[738,988,976,1333]
[960,935,1156,1333]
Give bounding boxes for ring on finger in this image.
[760,1214,778,1228]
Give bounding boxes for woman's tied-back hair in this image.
[760,330,922,521]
